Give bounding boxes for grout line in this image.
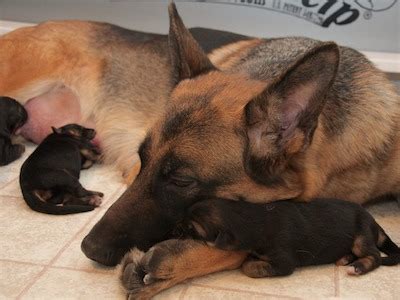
[190,283,302,299]
[49,265,115,275]
[334,266,340,297]
[0,259,46,268]
[15,266,47,300]
[15,186,125,299]
[0,258,113,275]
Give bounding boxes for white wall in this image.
[0,0,398,87]
[0,0,399,53]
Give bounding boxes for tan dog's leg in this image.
[120,239,247,299]
[123,161,142,185]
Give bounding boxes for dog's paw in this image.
[119,240,190,300]
[119,248,147,293]
[88,193,103,207]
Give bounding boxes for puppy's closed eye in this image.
[214,231,237,250]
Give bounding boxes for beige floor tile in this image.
[0,143,35,190]
[153,284,188,300]
[20,268,126,300]
[184,285,295,299]
[0,196,96,264]
[337,265,400,299]
[0,261,44,299]
[52,210,117,273]
[192,266,335,299]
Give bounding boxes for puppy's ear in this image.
[66,128,81,138]
[168,2,216,85]
[244,42,339,184]
[51,127,61,134]
[214,231,237,250]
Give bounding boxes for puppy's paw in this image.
[14,144,25,156]
[88,193,103,207]
[346,265,362,276]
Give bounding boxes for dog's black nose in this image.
[81,233,126,266]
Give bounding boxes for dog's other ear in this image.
[245,42,340,184]
[168,2,216,84]
[51,126,61,134]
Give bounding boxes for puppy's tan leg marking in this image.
[33,189,53,202]
[120,239,247,299]
[123,161,141,185]
[335,254,356,266]
[348,235,381,275]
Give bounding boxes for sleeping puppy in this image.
[20,124,103,215]
[0,96,28,166]
[179,198,400,277]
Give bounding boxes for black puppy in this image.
[0,96,27,166]
[179,198,400,277]
[20,124,103,215]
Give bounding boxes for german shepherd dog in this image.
[1,3,399,299]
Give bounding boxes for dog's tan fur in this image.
[0,21,171,174]
[2,4,400,298]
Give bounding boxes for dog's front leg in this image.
[119,239,247,299]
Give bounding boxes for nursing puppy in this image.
[180,198,400,277]
[0,96,27,166]
[20,124,103,215]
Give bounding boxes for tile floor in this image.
[1,142,399,300]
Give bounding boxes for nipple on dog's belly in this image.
[19,86,83,144]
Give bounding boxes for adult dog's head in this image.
[81,3,339,266]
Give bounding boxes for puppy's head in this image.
[0,96,28,134]
[52,124,96,141]
[177,199,242,251]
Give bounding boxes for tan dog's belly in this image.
[19,86,98,146]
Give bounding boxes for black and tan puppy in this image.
[20,124,103,215]
[180,198,400,277]
[0,96,27,166]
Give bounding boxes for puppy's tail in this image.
[21,189,94,215]
[377,226,400,266]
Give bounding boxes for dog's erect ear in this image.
[168,2,215,84]
[244,42,340,184]
[51,126,61,134]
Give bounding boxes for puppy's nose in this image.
[87,129,96,139]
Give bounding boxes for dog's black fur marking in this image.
[0,96,27,166]
[20,124,103,215]
[181,198,400,276]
